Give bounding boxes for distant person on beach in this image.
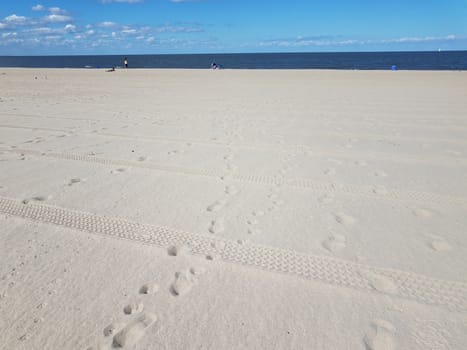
[124,57,128,68]
[211,62,219,69]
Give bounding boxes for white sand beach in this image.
[1,68,467,349]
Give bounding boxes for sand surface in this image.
[1,68,467,349]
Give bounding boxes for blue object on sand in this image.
[391,65,397,71]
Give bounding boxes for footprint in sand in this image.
[103,322,125,337]
[67,178,84,186]
[318,194,334,204]
[189,267,206,276]
[331,183,345,190]
[139,282,160,295]
[247,218,259,226]
[220,174,234,182]
[225,185,238,195]
[268,193,279,200]
[322,234,346,252]
[168,149,185,155]
[112,313,157,348]
[207,200,227,212]
[111,168,127,174]
[248,228,262,235]
[225,163,238,172]
[123,302,144,315]
[209,218,224,234]
[355,160,368,166]
[237,239,250,245]
[427,236,452,252]
[167,245,189,257]
[324,168,336,176]
[334,213,356,227]
[205,253,218,261]
[372,186,388,196]
[210,241,226,251]
[364,272,398,294]
[327,158,344,166]
[171,271,195,296]
[273,199,284,207]
[22,196,49,204]
[374,171,388,177]
[363,319,396,350]
[412,208,433,218]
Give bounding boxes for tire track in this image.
[1,123,466,166]
[1,195,466,312]
[2,147,466,207]
[1,112,97,122]
[3,111,467,145]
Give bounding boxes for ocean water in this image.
[0,51,466,70]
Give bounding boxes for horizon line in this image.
[1,49,466,57]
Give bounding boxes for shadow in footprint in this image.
[22,196,49,204]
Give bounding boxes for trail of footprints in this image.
[87,245,206,349]
[9,145,454,262]
[320,213,355,253]
[201,145,453,261]
[205,147,240,235]
[246,149,293,237]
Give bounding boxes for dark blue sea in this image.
[0,51,466,70]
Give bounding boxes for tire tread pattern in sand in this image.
[1,195,467,312]
[1,147,466,208]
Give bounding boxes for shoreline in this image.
[1,67,467,72]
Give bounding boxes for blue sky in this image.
[1,0,466,55]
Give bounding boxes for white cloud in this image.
[45,35,61,41]
[27,27,55,34]
[44,14,72,23]
[49,7,67,15]
[2,32,17,38]
[382,35,457,44]
[259,34,460,48]
[122,28,137,34]
[260,37,357,48]
[32,4,45,11]
[99,21,116,27]
[64,24,76,32]
[155,25,203,33]
[5,14,28,24]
